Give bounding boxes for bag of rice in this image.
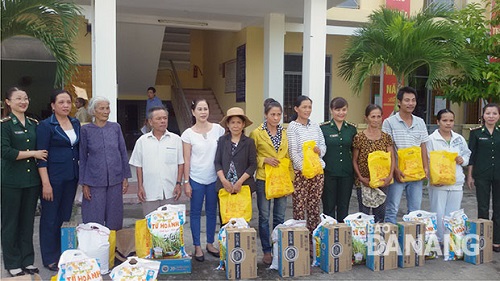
[216,218,249,270]
[269,219,307,270]
[343,212,375,265]
[403,210,439,259]
[145,204,188,259]
[110,257,160,281]
[311,214,337,267]
[443,209,468,261]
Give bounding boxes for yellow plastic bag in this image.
[368,151,392,188]
[397,146,426,182]
[108,230,116,269]
[135,219,152,258]
[430,150,457,186]
[218,185,252,224]
[302,140,324,179]
[265,158,294,200]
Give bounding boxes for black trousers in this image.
[1,185,40,269]
[321,171,354,222]
[474,177,500,244]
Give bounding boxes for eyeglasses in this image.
[9,97,31,103]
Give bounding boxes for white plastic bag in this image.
[146,204,188,259]
[216,218,249,270]
[57,249,102,281]
[403,210,439,259]
[269,219,307,270]
[110,256,161,281]
[311,214,337,267]
[77,222,110,274]
[343,212,375,264]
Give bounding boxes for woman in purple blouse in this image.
[79,96,131,230]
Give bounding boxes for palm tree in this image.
[338,4,478,106]
[1,0,82,88]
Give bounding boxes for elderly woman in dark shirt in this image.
[79,96,131,230]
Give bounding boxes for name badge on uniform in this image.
[479,137,489,140]
[329,134,338,138]
[14,131,25,135]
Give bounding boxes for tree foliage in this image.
[442,0,500,103]
[338,4,479,96]
[1,0,81,88]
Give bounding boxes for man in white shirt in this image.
[129,106,184,216]
[382,86,429,224]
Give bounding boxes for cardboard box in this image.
[319,223,352,274]
[366,223,398,271]
[225,228,257,279]
[277,227,310,277]
[465,219,493,265]
[61,221,78,253]
[397,221,425,268]
[157,257,192,274]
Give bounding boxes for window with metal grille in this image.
[283,54,331,123]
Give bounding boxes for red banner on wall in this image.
[381,0,411,119]
[386,0,411,13]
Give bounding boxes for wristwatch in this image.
[183,179,189,184]
[175,181,181,186]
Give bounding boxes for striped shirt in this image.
[382,112,429,153]
[286,120,327,171]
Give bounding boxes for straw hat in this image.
[220,107,253,128]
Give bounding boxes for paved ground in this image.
[1,183,499,280]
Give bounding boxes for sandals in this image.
[45,262,58,271]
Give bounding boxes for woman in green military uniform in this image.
[1,87,48,276]
[320,97,357,221]
[467,103,500,252]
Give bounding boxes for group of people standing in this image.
[1,86,499,277]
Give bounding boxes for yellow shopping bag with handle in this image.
[302,140,323,179]
[430,150,457,186]
[265,158,294,200]
[368,150,393,188]
[218,185,252,224]
[397,146,426,182]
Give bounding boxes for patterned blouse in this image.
[226,142,239,184]
[352,131,394,187]
[263,122,283,152]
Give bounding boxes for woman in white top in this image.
[181,98,225,262]
[286,95,327,235]
[426,109,471,242]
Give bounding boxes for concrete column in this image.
[92,0,117,121]
[263,13,285,111]
[302,0,327,123]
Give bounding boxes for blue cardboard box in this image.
[366,223,398,271]
[157,257,192,274]
[319,223,352,274]
[465,219,493,265]
[397,222,425,268]
[61,221,78,253]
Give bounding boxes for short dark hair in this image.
[436,108,454,121]
[50,89,72,104]
[365,104,383,117]
[330,97,348,110]
[397,86,417,101]
[147,87,156,93]
[147,106,168,120]
[76,97,87,106]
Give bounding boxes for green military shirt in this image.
[1,113,41,188]
[468,125,500,179]
[321,120,357,176]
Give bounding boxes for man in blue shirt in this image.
[142,87,163,134]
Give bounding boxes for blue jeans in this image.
[190,179,217,246]
[256,179,287,253]
[384,180,423,224]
